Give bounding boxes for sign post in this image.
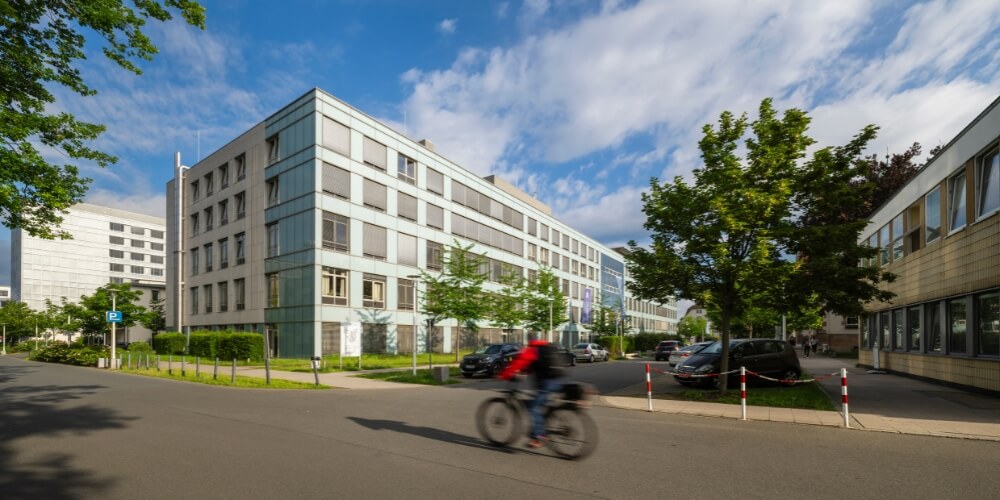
[107,294,122,370]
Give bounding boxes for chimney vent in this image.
[418,139,435,152]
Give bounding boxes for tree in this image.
[856,143,924,219]
[521,266,567,341]
[583,292,619,337]
[676,315,708,341]
[1,0,206,238]
[419,241,490,362]
[74,283,148,341]
[0,300,37,343]
[626,98,893,392]
[488,270,529,341]
[141,294,166,333]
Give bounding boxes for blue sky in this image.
[3,0,1000,290]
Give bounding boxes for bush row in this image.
[30,343,107,366]
[153,330,264,361]
[595,332,686,353]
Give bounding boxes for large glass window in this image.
[925,186,941,244]
[363,274,386,308]
[398,154,416,185]
[890,214,903,261]
[977,291,999,356]
[234,278,245,310]
[235,191,246,219]
[190,247,199,275]
[322,212,350,253]
[204,243,213,272]
[907,306,921,351]
[267,223,279,257]
[218,281,228,312]
[398,278,414,310]
[976,148,999,220]
[879,311,890,349]
[267,273,279,307]
[949,298,967,354]
[204,284,213,313]
[219,238,229,269]
[235,232,246,265]
[928,302,942,353]
[426,241,443,271]
[322,267,349,306]
[948,171,966,233]
[878,224,890,265]
[190,287,199,315]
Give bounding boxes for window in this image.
[150,230,164,239]
[110,222,124,232]
[218,281,228,312]
[879,311,890,349]
[878,225,889,265]
[322,117,350,156]
[190,287,199,315]
[527,217,536,236]
[925,186,941,244]
[130,252,144,261]
[204,243,213,272]
[398,233,417,267]
[235,191,246,219]
[928,302,942,353]
[235,232,246,265]
[191,180,200,202]
[190,247,199,275]
[907,306,921,351]
[151,255,163,264]
[234,278,246,310]
[563,234,570,250]
[267,223,279,257]
[976,291,1000,356]
[949,297,967,354]
[322,267,349,305]
[398,278,414,310]
[540,223,548,241]
[266,177,280,207]
[427,241,443,271]
[110,236,125,245]
[110,263,125,272]
[150,242,164,251]
[110,249,124,258]
[426,204,443,230]
[204,284,213,313]
[948,170,967,233]
[151,268,163,277]
[219,163,229,189]
[426,168,443,194]
[363,179,387,211]
[363,223,387,260]
[322,162,351,199]
[219,200,228,226]
[204,206,214,231]
[552,229,560,245]
[976,148,999,220]
[890,214,903,261]
[892,308,903,349]
[528,243,536,260]
[267,273,279,307]
[267,134,280,164]
[845,316,859,329]
[190,213,199,236]
[235,153,246,181]
[363,136,387,170]
[540,247,548,263]
[131,239,144,248]
[398,192,417,221]
[398,154,416,185]
[322,212,350,253]
[219,238,229,269]
[363,274,386,308]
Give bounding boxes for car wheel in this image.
[604,354,609,362]
[780,368,800,386]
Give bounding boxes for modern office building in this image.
[859,96,1000,394]
[10,203,167,343]
[0,285,11,307]
[166,88,677,358]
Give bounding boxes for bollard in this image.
[214,357,219,380]
[231,358,236,383]
[127,352,132,369]
[181,356,186,377]
[841,368,850,428]
[310,356,320,386]
[168,355,173,375]
[156,354,160,372]
[740,366,747,421]
[196,356,200,378]
[645,363,653,412]
[265,353,271,385]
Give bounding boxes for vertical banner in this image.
[581,287,592,324]
[341,322,362,357]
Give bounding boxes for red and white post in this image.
[645,363,653,412]
[740,366,747,421]
[841,367,850,428]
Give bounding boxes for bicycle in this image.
[475,380,598,460]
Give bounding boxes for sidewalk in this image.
[598,355,1000,442]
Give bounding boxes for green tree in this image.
[74,283,148,340]
[141,294,166,333]
[626,99,893,392]
[419,241,489,362]
[1,0,206,238]
[676,315,708,340]
[0,300,37,343]
[521,266,567,341]
[583,292,618,337]
[488,270,529,340]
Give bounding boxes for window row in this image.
[108,249,164,264]
[108,236,164,251]
[190,191,245,237]
[109,223,164,239]
[190,233,245,276]
[109,263,163,276]
[190,153,246,203]
[190,278,246,314]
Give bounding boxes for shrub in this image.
[187,331,218,358]
[217,332,264,361]
[154,332,186,355]
[127,341,152,352]
[31,343,107,366]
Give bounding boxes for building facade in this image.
[860,96,1000,394]
[166,88,677,358]
[10,203,167,343]
[0,285,10,308]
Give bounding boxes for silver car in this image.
[572,343,609,363]
[668,341,713,367]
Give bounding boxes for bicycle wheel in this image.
[544,405,598,460]
[476,397,522,447]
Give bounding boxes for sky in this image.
[3,0,1000,312]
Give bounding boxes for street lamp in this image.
[2,323,6,355]
[548,296,554,344]
[406,274,422,376]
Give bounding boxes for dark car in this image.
[673,339,801,387]
[654,340,685,361]
[554,345,577,367]
[461,344,521,378]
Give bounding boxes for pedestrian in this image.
[803,337,811,357]
[811,337,819,355]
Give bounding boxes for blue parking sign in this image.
[107,311,123,323]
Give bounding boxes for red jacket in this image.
[498,340,546,380]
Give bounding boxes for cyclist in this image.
[498,339,565,448]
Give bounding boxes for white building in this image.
[166,88,677,358]
[11,203,167,343]
[0,285,10,307]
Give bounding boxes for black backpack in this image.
[531,343,565,380]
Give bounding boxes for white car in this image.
[668,341,713,367]
[572,343,609,363]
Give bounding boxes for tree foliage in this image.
[626,98,894,392]
[1,0,206,238]
[418,241,489,361]
[676,315,709,340]
[70,283,150,338]
[521,266,567,339]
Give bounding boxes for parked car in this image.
[668,341,713,367]
[673,339,801,387]
[654,340,685,361]
[553,345,577,367]
[571,343,609,363]
[461,344,521,378]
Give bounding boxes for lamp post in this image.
[110,290,118,370]
[2,323,6,355]
[406,274,422,376]
[548,297,554,344]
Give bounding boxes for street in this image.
[2,355,997,499]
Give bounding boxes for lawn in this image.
[116,367,330,389]
[665,370,835,411]
[355,367,464,385]
[260,352,473,373]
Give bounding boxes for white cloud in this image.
[85,188,167,219]
[438,18,458,34]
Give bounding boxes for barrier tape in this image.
[651,367,740,378]
[651,366,843,385]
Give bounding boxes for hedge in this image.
[30,343,107,366]
[153,333,186,355]
[155,330,263,361]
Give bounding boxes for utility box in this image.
[432,366,449,383]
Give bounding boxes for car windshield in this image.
[698,341,740,355]
[574,343,589,349]
[474,345,502,354]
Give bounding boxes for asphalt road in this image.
[3,355,997,499]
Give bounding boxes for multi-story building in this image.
[0,285,10,307]
[166,88,677,358]
[860,96,1000,393]
[10,203,167,343]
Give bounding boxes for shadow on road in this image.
[347,416,513,454]
[0,363,137,498]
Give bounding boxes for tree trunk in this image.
[718,310,732,393]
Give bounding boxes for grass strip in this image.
[355,367,463,386]
[117,367,330,389]
[672,370,835,410]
